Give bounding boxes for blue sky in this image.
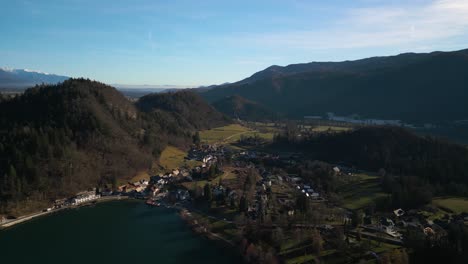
[2,0,468,86]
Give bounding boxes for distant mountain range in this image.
[203,48,468,123]
[0,68,189,97]
[0,68,69,88]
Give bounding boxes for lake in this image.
[0,200,242,264]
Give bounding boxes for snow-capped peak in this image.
[1,67,52,75]
[0,67,15,72]
[22,69,51,75]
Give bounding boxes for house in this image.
[393,208,405,217]
[380,217,395,227]
[54,198,68,208]
[228,190,239,200]
[203,155,213,163]
[213,185,225,197]
[176,189,190,201]
[424,227,435,236]
[382,226,402,239]
[150,175,162,183]
[310,192,320,199]
[157,179,166,185]
[291,177,302,183]
[101,190,113,196]
[71,191,100,205]
[152,187,160,196]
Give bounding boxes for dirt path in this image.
[221,131,251,144]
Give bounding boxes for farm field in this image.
[181,167,241,191]
[156,146,201,173]
[338,173,387,210]
[199,123,275,145]
[432,197,468,214]
[199,124,250,144]
[311,125,352,132]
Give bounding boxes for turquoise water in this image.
[0,200,242,264]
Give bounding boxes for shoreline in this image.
[1,195,243,260]
[1,195,237,250]
[0,195,128,230]
[178,208,236,248]
[1,196,236,249]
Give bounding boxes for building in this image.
[176,189,190,201]
[393,208,405,217]
[71,191,100,205]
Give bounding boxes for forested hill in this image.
[211,95,278,121]
[201,48,468,123]
[136,90,229,130]
[274,126,468,206]
[0,79,228,214]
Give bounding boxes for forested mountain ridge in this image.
[211,95,278,121]
[201,48,468,123]
[0,79,228,214]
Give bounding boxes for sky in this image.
[1,0,468,86]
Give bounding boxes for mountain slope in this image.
[275,126,468,187]
[201,48,468,123]
[0,79,227,215]
[136,90,230,130]
[0,68,69,88]
[211,95,278,121]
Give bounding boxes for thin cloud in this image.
[226,0,468,50]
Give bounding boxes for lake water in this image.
[0,200,242,264]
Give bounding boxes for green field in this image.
[433,197,468,214]
[285,254,319,264]
[311,125,351,132]
[199,123,274,144]
[338,173,387,210]
[181,168,237,190]
[156,146,201,173]
[199,124,251,144]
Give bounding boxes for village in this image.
[2,124,468,264]
[114,137,468,263]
